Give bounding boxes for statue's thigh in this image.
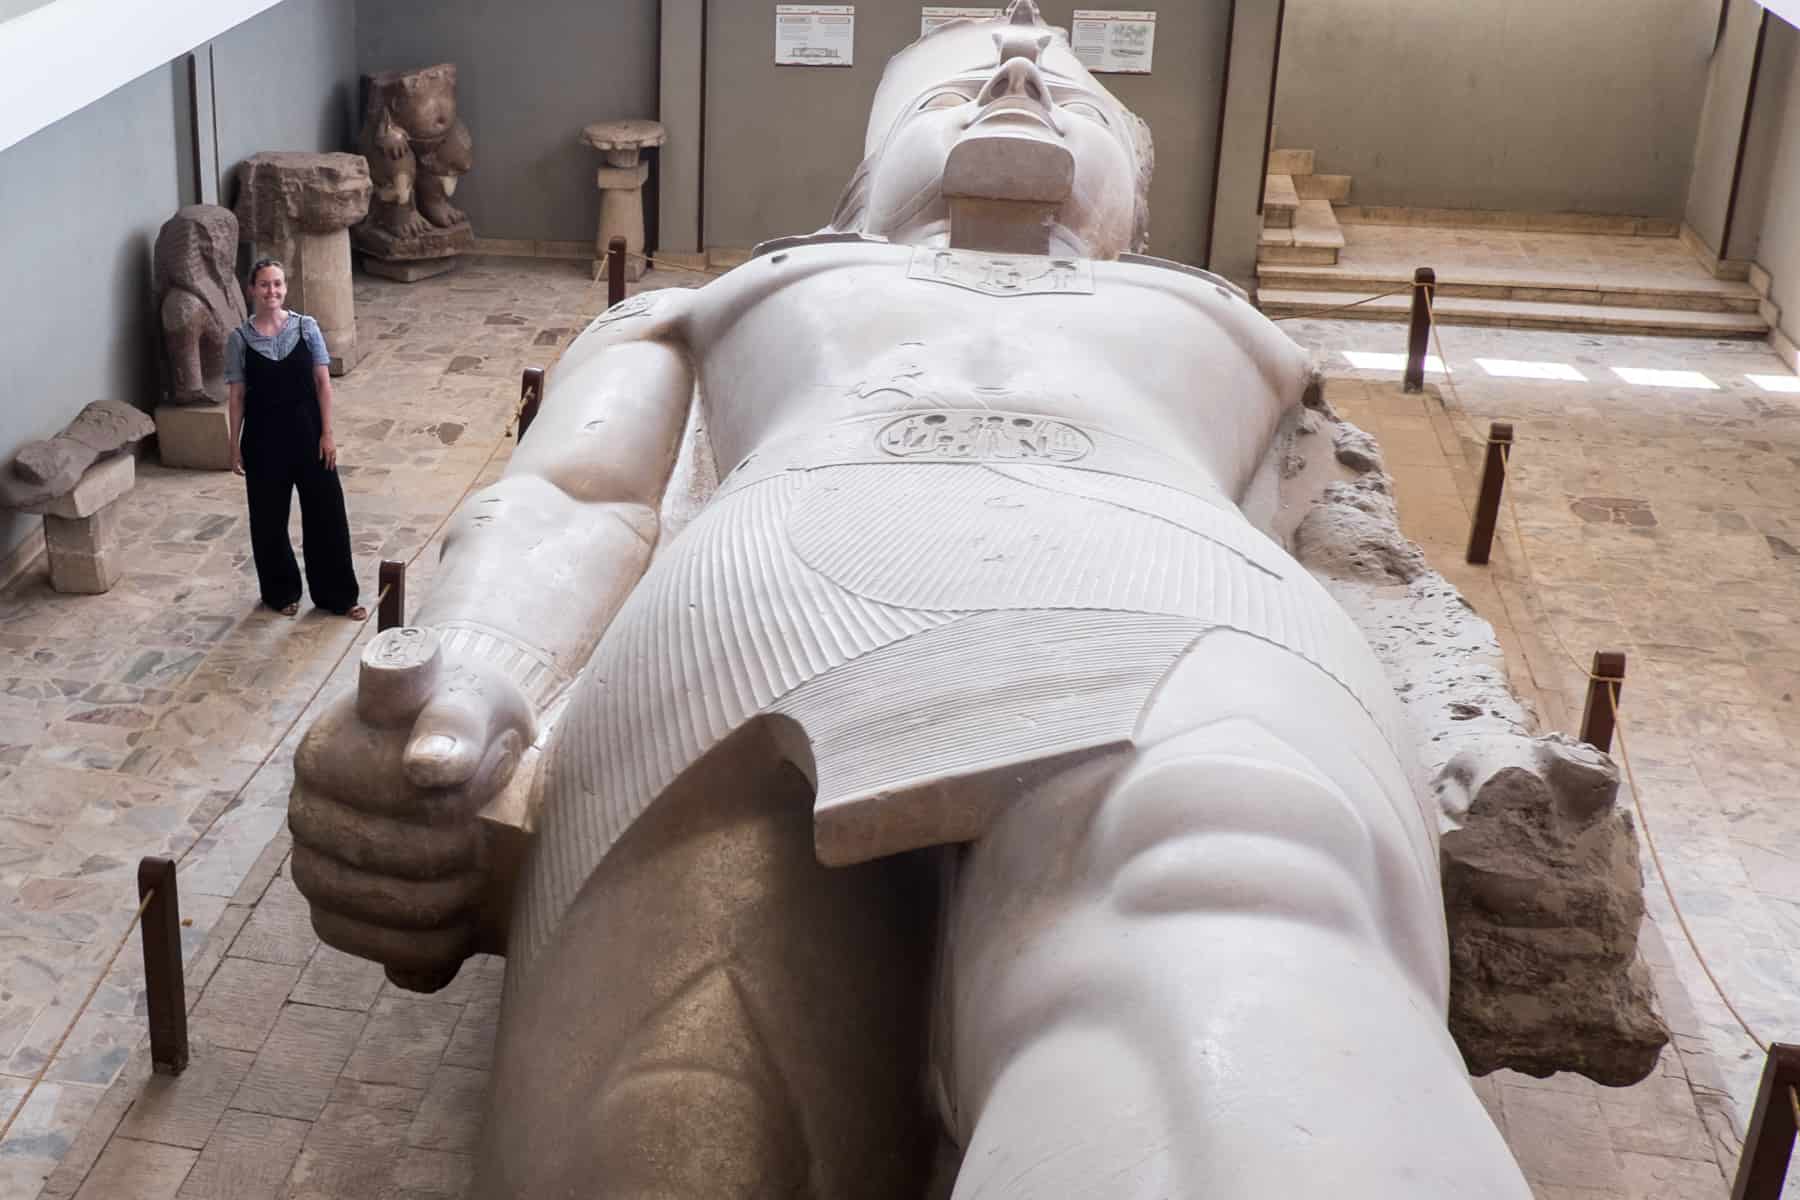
[478,722,942,1200]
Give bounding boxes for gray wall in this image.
[1687,0,1765,257]
[1274,0,1718,217]
[702,0,1234,264]
[0,64,182,557]
[1746,18,1800,349]
[1209,0,1284,289]
[357,0,660,244]
[214,0,360,208]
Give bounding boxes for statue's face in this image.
[857,19,1142,258]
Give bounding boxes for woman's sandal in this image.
[278,602,299,616]
[345,604,368,621]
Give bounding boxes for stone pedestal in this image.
[581,120,665,283]
[155,403,233,471]
[19,453,134,594]
[236,153,372,376]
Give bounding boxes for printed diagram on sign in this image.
[776,4,855,65]
[1071,10,1156,74]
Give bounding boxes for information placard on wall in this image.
[1070,10,1156,74]
[920,7,1000,36]
[775,5,856,66]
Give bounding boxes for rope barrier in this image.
[1270,284,1412,323]
[0,400,517,1145]
[1419,308,1776,1060]
[619,249,732,280]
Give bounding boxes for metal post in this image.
[1404,267,1436,393]
[138,856,188,1076]
[1466,421,1514,565]
[608,235,627,309]
[1732,1043,1800,1200]
[378,560,406,632]
[518,367,545,441]
[1579,650,1626,753]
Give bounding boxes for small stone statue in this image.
[352,63,474,281]
[154,205,246,406]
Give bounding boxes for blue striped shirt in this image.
[224,312,329,384]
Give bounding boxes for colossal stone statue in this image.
[292,6,1656,1195]
[352,63,474,281]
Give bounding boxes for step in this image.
[1269,148,1314,176]
[1258,243,1339,266]
[1254,287,1770,338]
[1294,173,1352,202]
[1263,174,1297,228]
[1259,225,1295,248]
[1333,205,1679,238]
[1254,265,1761,314]
[1292,198,1345,251]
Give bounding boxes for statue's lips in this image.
[943,121,1074,205]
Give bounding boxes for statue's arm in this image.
[162,289,208,402]
[411,322,693,717]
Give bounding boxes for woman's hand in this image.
[320,430,338,470]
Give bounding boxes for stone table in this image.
[15,453,136,593]
[236,152,373,376]
[580,119,664,283]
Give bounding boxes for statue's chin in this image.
[943,125,1074,206]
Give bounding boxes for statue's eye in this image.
[1063,100,1110,125]
[919,91,969,111]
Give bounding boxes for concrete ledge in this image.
[1679,222,1753,281]
[1337,206,1679,238]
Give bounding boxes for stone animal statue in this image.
[154,205,247,406]
[290,5,1662,1197]
[357,63,472,242]
[0,399,153,511]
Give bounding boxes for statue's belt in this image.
[714,409,1234,509]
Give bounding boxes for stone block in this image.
[175,1110,310,1200]
[188,958,303,1053]
[44,506,120,558]
[46,544,122,594]
[15,451,135,518]
[155,404,233,471]
[362,256,460,283]
[70,1137,198,1200]
[596,161,650,190]
[230,1001,367,1121]
[114,1041,254,1149]
[341,997,460,1090]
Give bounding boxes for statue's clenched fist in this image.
[289,627,534,992]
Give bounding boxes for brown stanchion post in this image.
[608,235,627,309]
[1465,421,1514,565]
[1579,650,1626,753]
[378,560,406,631]
[1404,267,1436,393]
[1731,1043,1800,1200]
[518,366,544,441]
[138,856,188,1076]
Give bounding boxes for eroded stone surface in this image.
[154,206,247,407]
[0,401,152,511]
[353,64,474,271]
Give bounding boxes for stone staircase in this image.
[1253,147,1771,339]
[1258,148,1347,267]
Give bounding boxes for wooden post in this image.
[378,560,406,632]
[1732,1043,1800,1200]
[518,367,544,441]
[1466,421,1514,565]
[138,856,188,1076]
[1579,650,1626,753]
[608,235,627,309]
[1404,267,1436,393]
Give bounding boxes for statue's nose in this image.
[976,58,1052,112]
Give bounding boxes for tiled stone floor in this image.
[3,254,1794,1197]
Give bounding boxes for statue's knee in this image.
[1090,723,1383,935]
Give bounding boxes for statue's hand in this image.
[289,630,535,991]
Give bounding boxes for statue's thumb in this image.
[402,699,488,790]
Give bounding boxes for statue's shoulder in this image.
[577,284,699,347]
[750,231,891,260]
[1110,253,1250,303]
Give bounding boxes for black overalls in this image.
[239,331,359,613]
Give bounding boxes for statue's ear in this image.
[1036,34,1052,56]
